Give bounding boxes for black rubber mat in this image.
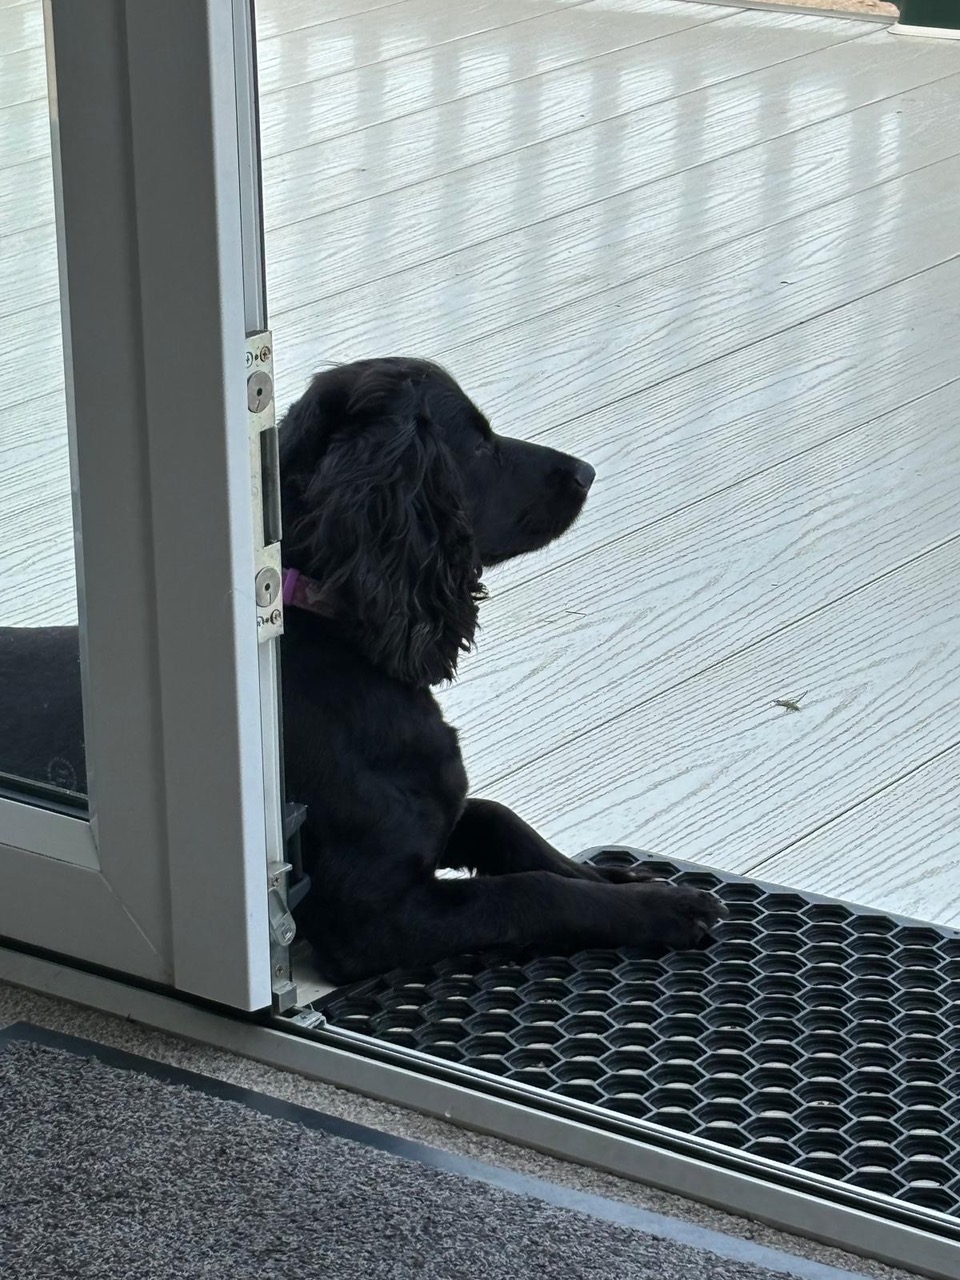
[317,849,960,1219]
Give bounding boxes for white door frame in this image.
[0,0,280,1011]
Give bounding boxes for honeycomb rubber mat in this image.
[316,849,960,1220]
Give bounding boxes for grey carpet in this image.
[0,1033,869,1280]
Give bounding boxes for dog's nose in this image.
[571,460,596,492]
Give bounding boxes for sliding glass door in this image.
[0,0,284,1011]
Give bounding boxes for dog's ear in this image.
[280,367,484,686]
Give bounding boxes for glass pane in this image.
[0,0,86,808]
[260,0,959,993]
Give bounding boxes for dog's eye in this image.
[474,439,494,457]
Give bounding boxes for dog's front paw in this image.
[628,881,727,954]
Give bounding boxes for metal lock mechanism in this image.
[255,565,281,609]
[247,332,283,642]
[248,369,273,415]
[268,884,296,948]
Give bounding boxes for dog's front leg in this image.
[439,798,655,883]
[356,873,724,977]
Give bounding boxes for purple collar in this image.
[282,569,339,618]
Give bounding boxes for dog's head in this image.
[279,357,595,685]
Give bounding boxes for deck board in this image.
[0,0,40,55]
[256,4,799,164]
[265,44,960,404]
[0,46,43,111]
[479,538,960,911]
[263,79,960,385]
[441,376,960,785]
[256,0,610,96]
[475,259,960,579]
[255,0,424,40]
[277,150,960,427]
[259,23,958,233]
[750,745,960,925]
[1,0,958,919]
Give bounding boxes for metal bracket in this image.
[268,800,314,1013]
[286,1008,327,1030]
[247,330,283,643]
[266,860,296,948]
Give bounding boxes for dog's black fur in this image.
[0,357,722,983]
[279,358,721,981]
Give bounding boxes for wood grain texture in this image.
[267,69,960,407]
[255,0,606,96]
[0,7,51,240]
[0,391,74,626]
[749,746,960,926]
[264,86,960,410]
[1,301,64,414]
[257,1,757,162]
[21,32,957,421]
[492,257,960,590]
[0,223,57,316]
[0,2,737,243]
[474,539,960,882]
[0,0,41,55]
[0,153,52,236]
[0,97,50,168]
[441,377,960,786]
[255,0,425,41]
[259,24,956,234]
[0,45,43,111]
[273,148,960,421]
[531,250,960,493]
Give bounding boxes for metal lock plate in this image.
[248,370,273,414]
[255,565,281,609]
[247,331,283,643]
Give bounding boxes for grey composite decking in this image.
[0,0,958,922]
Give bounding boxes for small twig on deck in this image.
[772,691,808,713]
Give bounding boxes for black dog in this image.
[0,358,722,985]
[279,357,722,982]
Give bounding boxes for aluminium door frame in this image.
[0,0,281,1010]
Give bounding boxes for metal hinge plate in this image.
[247,331,283,643]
